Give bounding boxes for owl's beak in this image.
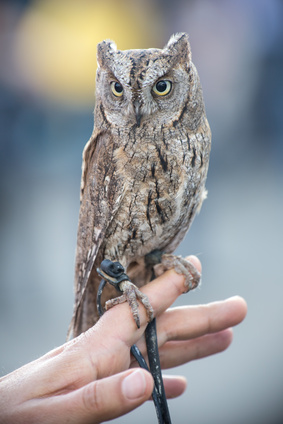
[134,100,142,127]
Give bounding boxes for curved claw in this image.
[154,253,201,292]
[105,280,154,328]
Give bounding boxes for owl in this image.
[68,33,211,338]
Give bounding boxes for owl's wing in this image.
[67,129,126,338]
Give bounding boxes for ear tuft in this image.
[97,39,117,67]
[165,33,191,60]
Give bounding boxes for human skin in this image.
[0,256,247,423]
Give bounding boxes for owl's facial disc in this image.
[97,38,194,128]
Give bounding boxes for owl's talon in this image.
[97,260,154,328]
[105,280,154,328]
[153,253,201,292]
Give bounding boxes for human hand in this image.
[0,256,247,423]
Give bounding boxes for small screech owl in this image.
[68,33,211,338]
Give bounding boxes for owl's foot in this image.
[105,281,154,328]
[97,259,153,329]
[152,252,201,292]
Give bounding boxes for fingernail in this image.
[122,370,146,399]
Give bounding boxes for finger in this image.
[139,255,202,320]
[133,295,246,360]
[62,256,204,383]
[36,369,154,424]
[185,255,202,274]
[132,328,233,370]
[157,296,247,344]
[48,264,195,390]
[88,257,203,350]
[159,328,233,369]
[162,375,187,399]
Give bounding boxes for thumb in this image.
[56,369,154,423]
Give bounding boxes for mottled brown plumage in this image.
[68,33,211,338]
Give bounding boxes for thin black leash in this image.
[96,259,171,424]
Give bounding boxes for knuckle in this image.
[81,381,103,414]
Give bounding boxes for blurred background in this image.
[0,0,282,423]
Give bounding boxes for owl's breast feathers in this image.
[102,119,210,265]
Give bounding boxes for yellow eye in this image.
[110,81,123,97]
[152,80,172,96]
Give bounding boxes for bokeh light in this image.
[10,0,163,106]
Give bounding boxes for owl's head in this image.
[95,33,203,130]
